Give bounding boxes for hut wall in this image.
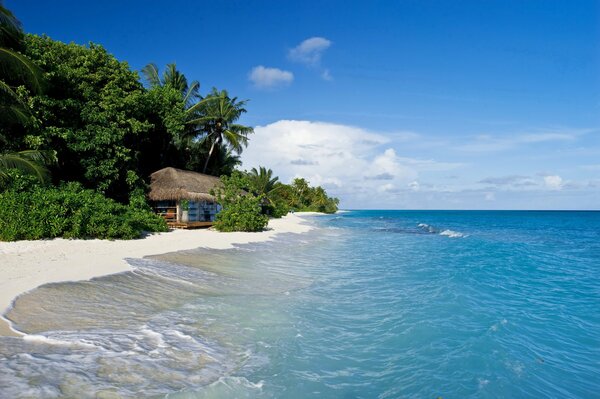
[187,201,221,222]
[153,200,177,222]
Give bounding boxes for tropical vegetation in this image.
[212,172,269,232]
[0,3,338,240]
[0,181,167,241]
[188,88,253,173]
[0,149,55,185]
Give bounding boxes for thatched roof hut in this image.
[148,167,222,203]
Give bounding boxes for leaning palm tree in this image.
[188,88,253,174]
[0,150,56,184]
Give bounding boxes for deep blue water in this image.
[1,210,599,398]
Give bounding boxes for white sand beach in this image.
[0,213,318,337]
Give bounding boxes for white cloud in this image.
[484,192,496,201]
[544,175,563,190]
[479,175,536,187]
[478,174,569,191]
[379,183,395,193]
[241,120,461,208]
[288,37,332,65]
[248,66,293,89]
[288,37,333,80]
[457,129,581,152]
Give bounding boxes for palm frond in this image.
[141,63,161,88]
[164,63,188,93]
[17,149,57,165]
[0,3,23,49]
[229,124,253,135]
[183,80,200,107]
[0,150,55,183]
[0,48,44,93]
[0,79,32,125]
[0,103,31,125]
[223,130,244,153]
[0,78,18,100]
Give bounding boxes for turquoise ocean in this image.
[1,211,599,398]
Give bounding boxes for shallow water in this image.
[1,211,599,398]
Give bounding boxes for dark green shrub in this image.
[0,169,42,192]
[268,200,290,218]
[0,183,168,241]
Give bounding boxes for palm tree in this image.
[210,146,242,176]
[0,149,56,184]
[0,1,23,49]
[141,62,199,109]
[141,62,204,171]
[0,4,51,185]
[189,88,253,174]
[0,2,43,130]
[248,166,279,203]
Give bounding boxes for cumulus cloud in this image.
[288,37,332,65]
[248,66,293,89]
[241,120,460,208]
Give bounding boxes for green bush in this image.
[212,172,269,232]
[214,194,269,232]
[267,200,290,218]
[0,183,168,241]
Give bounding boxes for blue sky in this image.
[11,0,600,209]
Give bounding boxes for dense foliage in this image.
[15,35,186,200]
[281,178,340,214]
[213,172,269,232]
[0,149,55,184]
[0,181,167,241]
[0,4,341,238]
[245,169,339,216]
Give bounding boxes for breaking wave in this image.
[417,223,467,238]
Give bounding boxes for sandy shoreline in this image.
[0,213,319,337]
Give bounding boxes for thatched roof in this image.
[148,167,223,202]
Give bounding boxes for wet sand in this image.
[0,213,318,336]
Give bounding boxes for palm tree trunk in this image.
[202,139,218,174]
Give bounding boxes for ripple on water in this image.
[1,212,599,398]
